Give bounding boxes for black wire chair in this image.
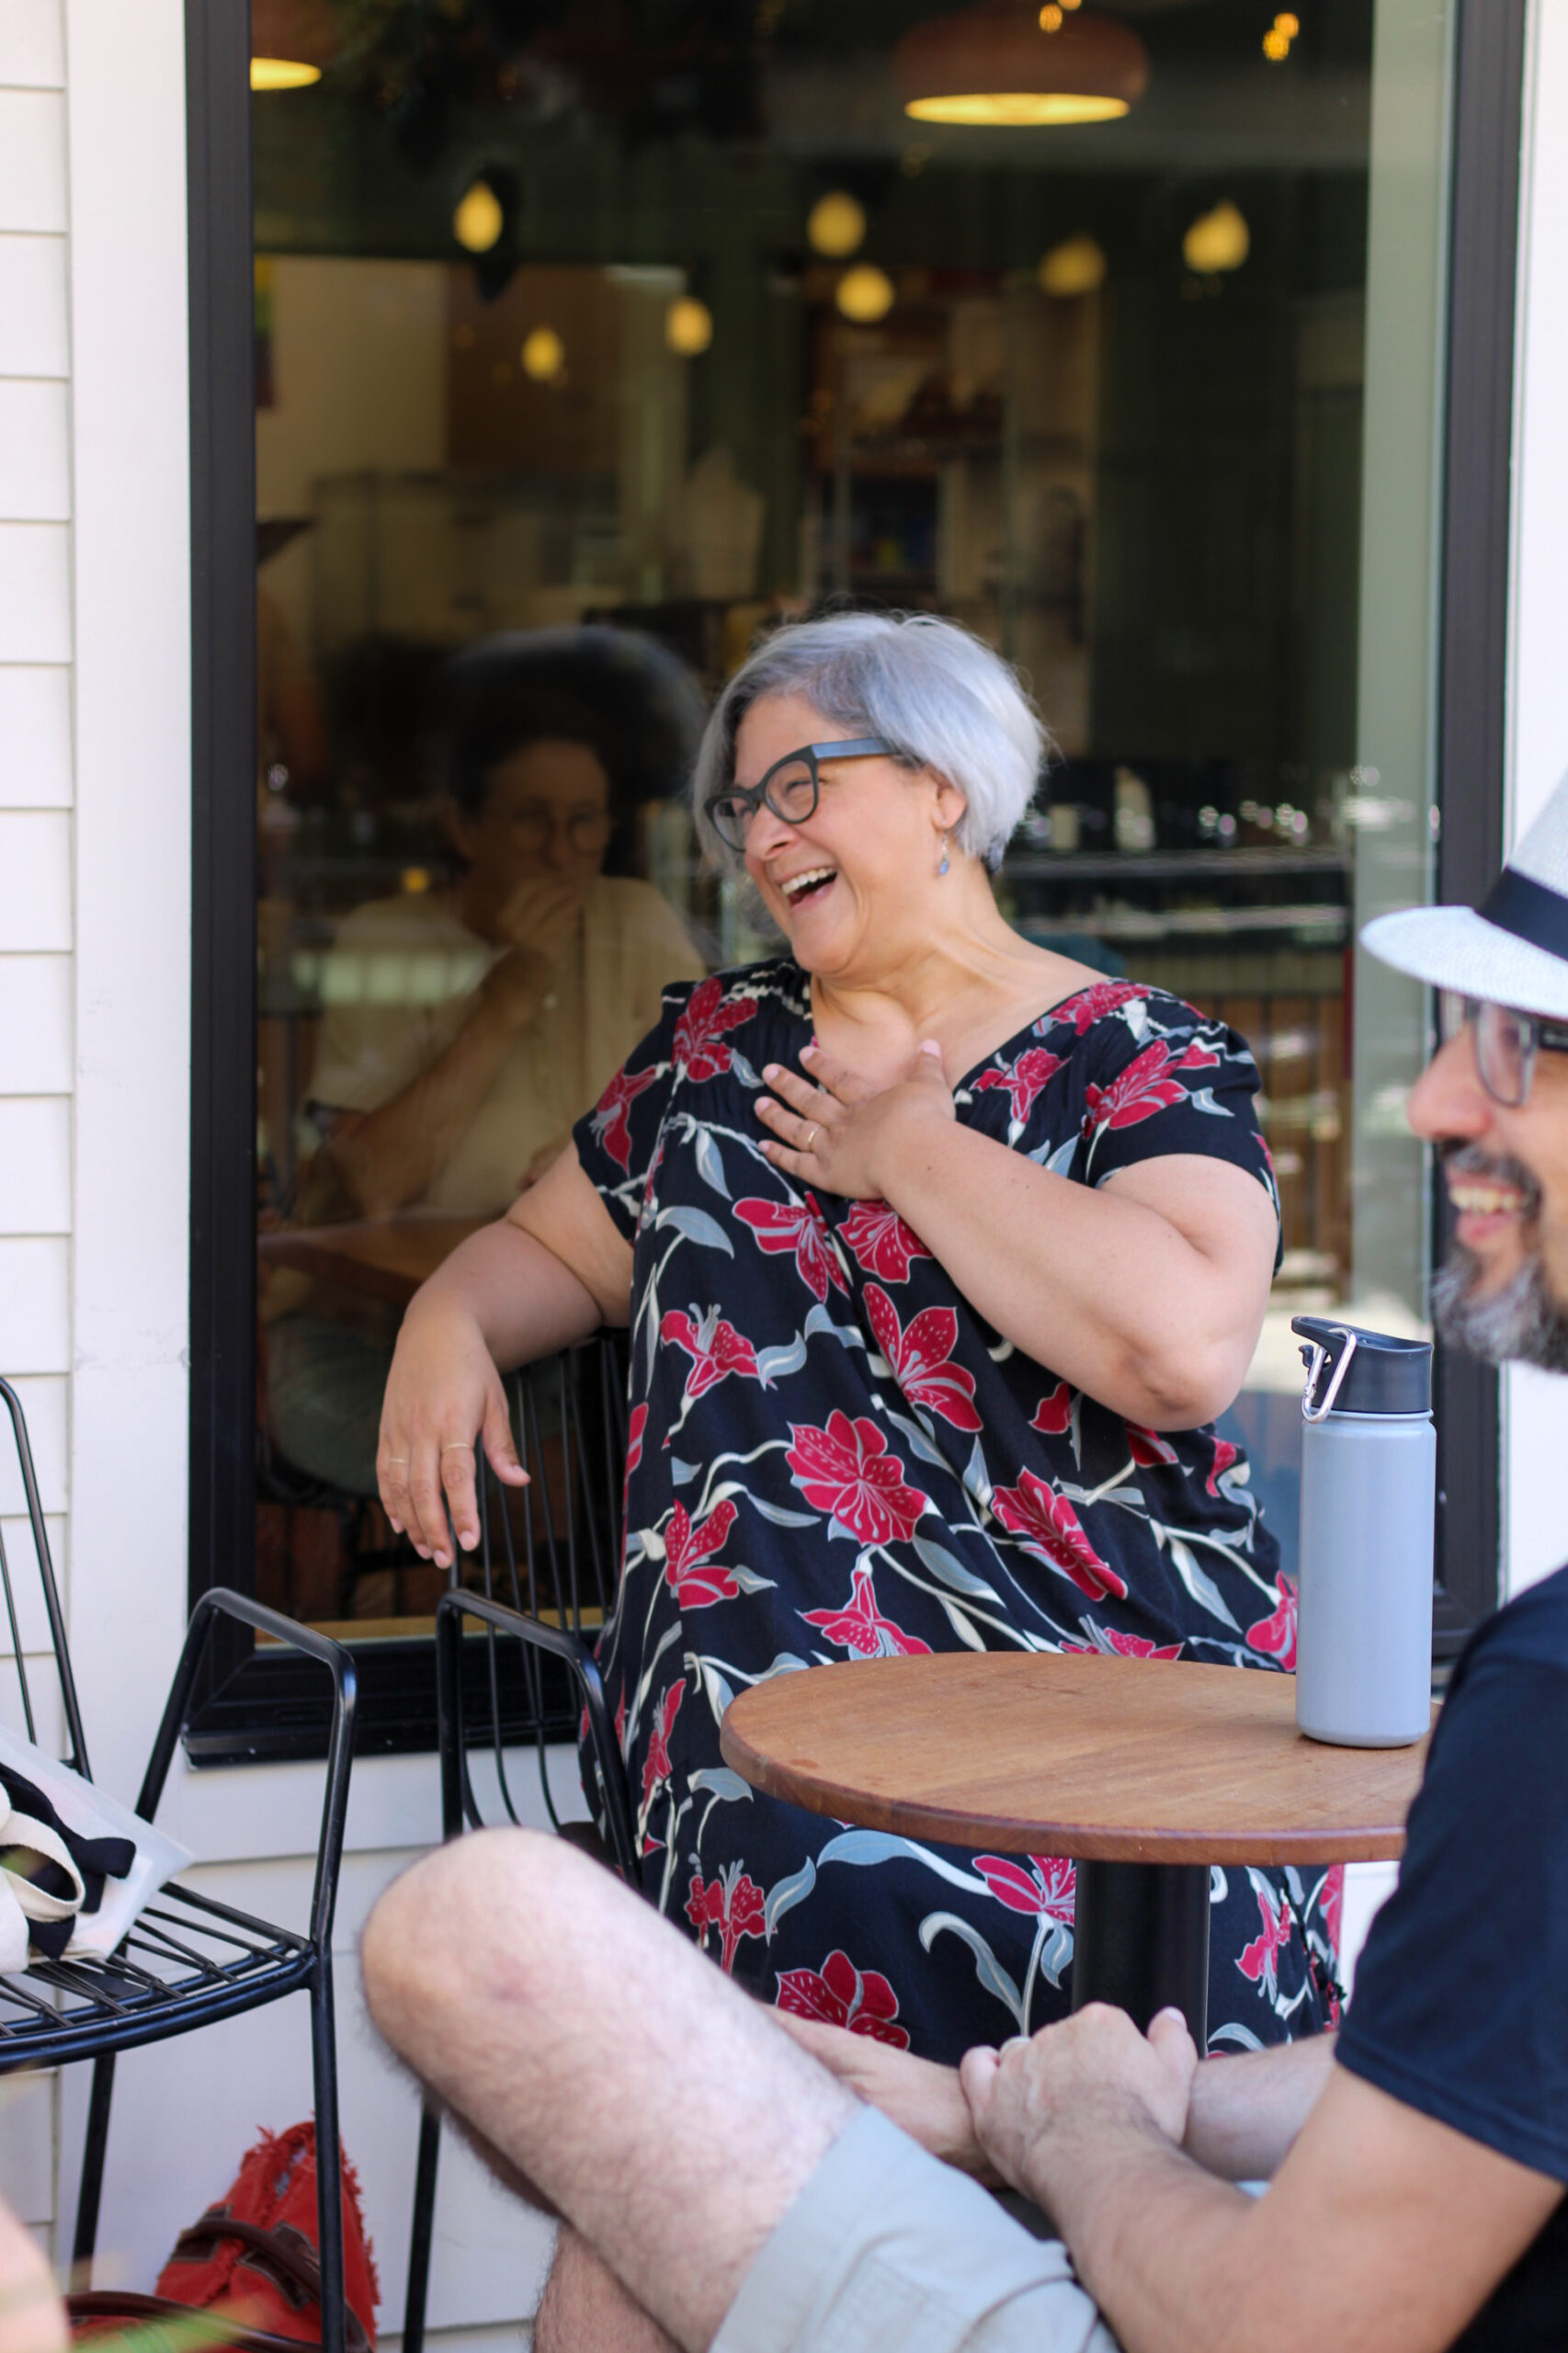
[401,1336,638,2353]
[0,1376,358,2353]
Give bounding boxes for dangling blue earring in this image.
[937,831,949,877]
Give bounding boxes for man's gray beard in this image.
[1433,1241,1568,1372]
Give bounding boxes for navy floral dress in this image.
[573,961,1340,2063]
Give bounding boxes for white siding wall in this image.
[0,0,74,2252]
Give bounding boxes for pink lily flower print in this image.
[662,1498,741,1608]
[786,1412,927,1547]
[686,1863,766,1973]
[864,1285,983,1431]
[801,1564,932,1658]
[588,1062,659,1173]
[734,1196,848,1304]
[1245,1573,1297,1670]
[1083,1040,1187,1135]
[776,1949,911,2048]
[973,1853,1077,1923]
[837,1198,931,1284]
[660,1307,764,1401]
[991,1468,1128,1601]
[971,1044,1063,1129]
[672,976,757,1081]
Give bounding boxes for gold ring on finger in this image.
[805,1124,819,1152]
[441,1440,475,1452]
[386,1455,409,1465]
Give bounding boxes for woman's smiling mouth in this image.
[779,865,837,906]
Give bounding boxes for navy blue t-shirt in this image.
[1336,1563,1568,2346]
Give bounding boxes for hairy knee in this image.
[363,1828,604,2041]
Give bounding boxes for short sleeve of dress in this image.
[572,980,695,1240]
[1075,991,1280,1245]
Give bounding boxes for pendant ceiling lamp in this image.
[893,2,1149,128]
[250,0,334,91]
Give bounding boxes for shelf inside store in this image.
[1002,847,1351,885]
[1018,904,1347,944]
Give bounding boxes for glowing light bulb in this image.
[250,57,320,89]
[665,296,714,356]
[1275,11,1300,33]
[1039,233,1107,297]
[453,181,505,255]
[1262,27,1290,59]
[1183,200,1250,275]
[835,265,896,324]
[807,190,867,259]
[521,325,565,381]
[1039,5,1063,28]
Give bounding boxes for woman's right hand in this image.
[378,1298,529,1567]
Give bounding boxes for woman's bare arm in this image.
[759,1044,1276,1429]
[379,1148,632,1564]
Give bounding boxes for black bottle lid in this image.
[1291,1315,1433,1418]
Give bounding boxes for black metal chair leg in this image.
[403,2102,443,2353]
[311,1959,347,2353]
[73,2049,116,2272]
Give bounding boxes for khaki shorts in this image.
[711,2108,1120,2353]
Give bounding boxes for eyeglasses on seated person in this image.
[1438,989,1568,1108]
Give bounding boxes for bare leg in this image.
[361,1828,855,2353]
[535,2227,677,2353]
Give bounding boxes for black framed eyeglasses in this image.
[1438,991,1568,1108]
[703,737,893,851]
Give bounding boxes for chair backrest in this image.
[452,1333,631,1835]
[0,1376,90,1777]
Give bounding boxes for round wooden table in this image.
[721,1651,1432,2045]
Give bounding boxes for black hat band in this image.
[1478,865,1568,960]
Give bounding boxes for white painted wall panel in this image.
[0,381,71,519]
[0,1235,69,1369]
[0,236,69,377]
[0,666,72,801]
[0,1372,65,1514]
[0,1,65,89]
[0,1098,70,1232]
[0,2074,54,2228]
[0,1523,67,1656]
[0,956,71,1090]
[0,93,67,233]
[0,524,70,661]
[0,811,71,949]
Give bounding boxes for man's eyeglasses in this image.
[1438,991,1568,1108]
[704,738,893,852]
[506,804,613,855]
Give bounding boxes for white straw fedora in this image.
[1361,768,1568,1021]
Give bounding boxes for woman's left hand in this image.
[756,1038,955,1199]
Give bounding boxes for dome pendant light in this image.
[893,0,1148,128]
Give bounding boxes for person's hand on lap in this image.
[772,2011,997,2179]
[961,2004,1199,2204]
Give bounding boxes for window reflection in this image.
[251,0,1437,1633]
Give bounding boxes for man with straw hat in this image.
[360,791,1568,2353]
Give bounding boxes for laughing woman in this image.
[378,613,1337,2070]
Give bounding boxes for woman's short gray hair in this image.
[691,611,1049,872]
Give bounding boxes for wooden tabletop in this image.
[257,1212,485,1309]
[721,1652,1432,1865]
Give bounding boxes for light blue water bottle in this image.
[1292,1317,1436,1748]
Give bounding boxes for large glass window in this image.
[246,0,1456,1646]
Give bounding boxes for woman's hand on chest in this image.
[756,1038,954,1200]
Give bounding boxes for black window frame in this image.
[184,0,1522,1758]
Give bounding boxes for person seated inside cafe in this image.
[363,765,1568,2352]
[263,632,705,1500]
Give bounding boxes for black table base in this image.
[1070,1860,1210,2048]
